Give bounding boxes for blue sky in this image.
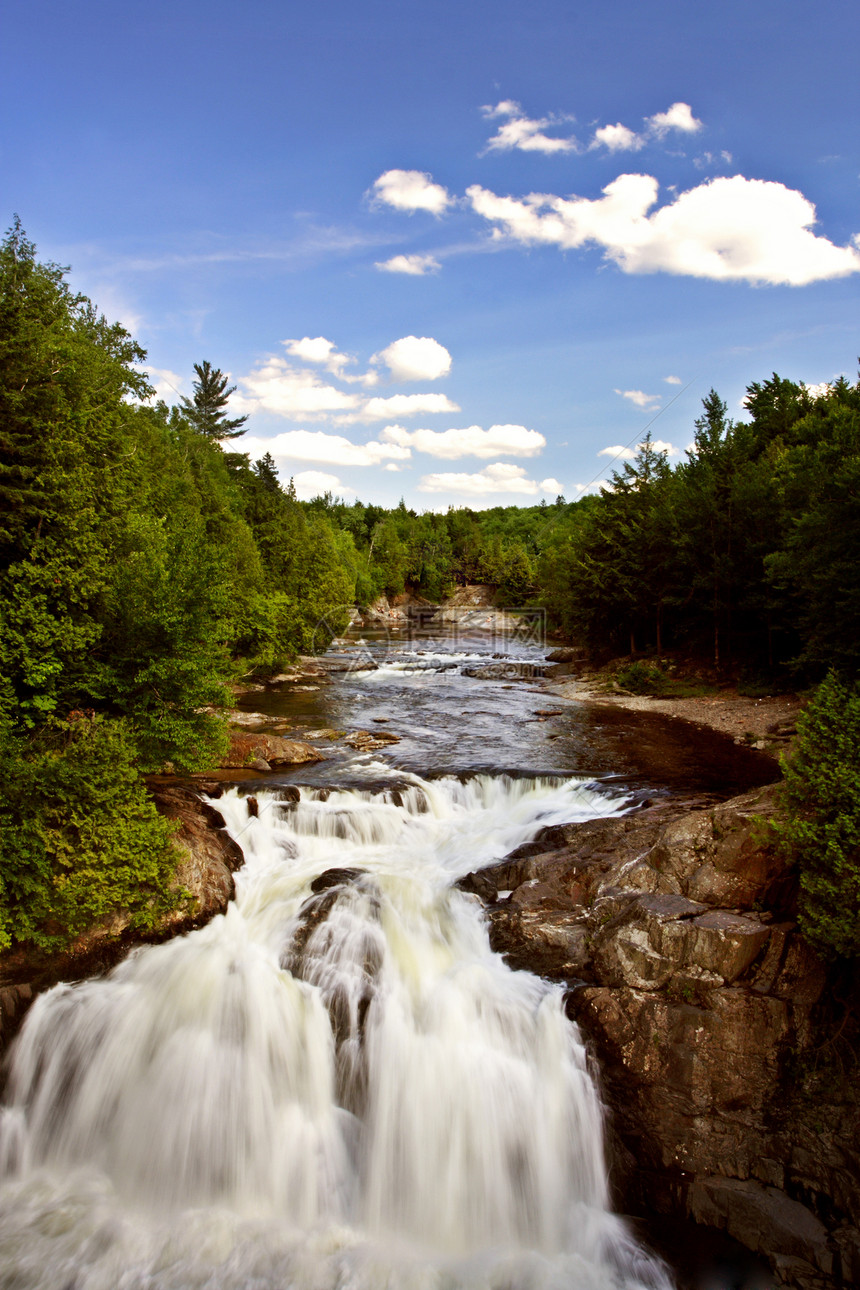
[3,0,858,506]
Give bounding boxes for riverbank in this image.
[548,673,803,752]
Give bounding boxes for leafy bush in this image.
[771,672,860,959]
[0,715,182,951]
[612,659,715,698]
[614,660,667,694]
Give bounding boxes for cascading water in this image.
[0,768,673,1290]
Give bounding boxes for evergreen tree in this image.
[180,360,248,441]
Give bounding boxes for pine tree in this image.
[180,360,248,440]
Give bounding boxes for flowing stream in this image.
[0,627,773,1289]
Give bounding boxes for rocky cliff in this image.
[459,787,860,1290]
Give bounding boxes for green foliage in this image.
[179,360,248,441]
[0,716,182,951]
[771,672,860,959]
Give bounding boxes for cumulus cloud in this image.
[143,366,185,403]
[598,444,637,461]
[284,336,378,386]
[355,392,461,422]
[589,102,702,154]
[372,335,452,382]
[482,100,579,155]
[418,462,560,497]
[236,332,458,422]
[241,430,411,468]
[646,102,703,137]
[292,471,356,500]
[381,423,545,459]
[465,173,860,285]
[235,357,361,418]
[615,388,661,409]
[375,253,441,275]
[598,439,679,462]
[372,169,452,215]
[664,374,683,385]
[590,123,644,153]
[803,381,834,398]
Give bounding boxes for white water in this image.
[0,770,672,1290]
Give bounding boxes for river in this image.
[0,625,775,1289]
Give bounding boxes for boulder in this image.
[221,733,326,770]
[344,729,401,752]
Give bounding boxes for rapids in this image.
[0,760,674,1289]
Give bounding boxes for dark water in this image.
[237,625,778,801]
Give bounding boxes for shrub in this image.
[771,672,860,959]
[0,715,182,951]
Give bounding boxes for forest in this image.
[1,222,858,957]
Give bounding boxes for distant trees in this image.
[536,372,860,682]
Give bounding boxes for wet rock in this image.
[344,729,401,751]
[545,647,584,664]
[686,1177,833,1277]
[489,907,590,976]
[462,662,553,680]
[0,983,34,1049]
[221,733,326,770]
[648,785,786,910]
[591,893,709,991]
[311,868,367,894]
[150,784,245,927]
[687,910,771,983]
[313,655,378,673]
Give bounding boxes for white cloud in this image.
[143,366,185,403]
[372,169,452,215]
[418,462,557,497]
[465,173,860,285]
[802,381,834,399]
[382,422,545,459]
[598,439,679,461]
[283,336,378,386]
[372,335,452,382]
[646,102,703,137]
[383,463,402,472]
[292,471,356,500]
[598,445,638,460]
[589,102,702,154]
[482,100,578,155]
[355,392,461,422]
[590,123,644,153]
[615,388,661,409]
[540,477,564,494]
[664,374,682,385]
[375,253,441,275]
[241,430,411,468]
[235,357,361,418]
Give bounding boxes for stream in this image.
[0,625,776,1290]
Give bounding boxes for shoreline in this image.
[547,674,802,753]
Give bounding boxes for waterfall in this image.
[0,771,672,1290]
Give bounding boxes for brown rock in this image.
[687,1176,832,1276]
[221,733,326,769]
[344,729,401,751]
